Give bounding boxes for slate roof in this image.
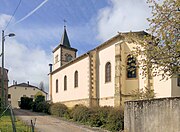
[8,83,48,94]
[60,26,71,48]
[14,83,36,88]
[52,26,77,53]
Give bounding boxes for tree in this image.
[146,0,179,78]
[39,81,45,91]
[132,0,179,82]
[34,91,43,100]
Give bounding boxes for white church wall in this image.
[98,41,115,107]
[52,56,90,103]
[153,75,172,98]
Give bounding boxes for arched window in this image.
[64,76,67,91]
[127,55,136,78]
[74,71,78,88]
[105,62,111,82]
[56,79,58,93]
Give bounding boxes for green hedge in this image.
[49,104,124,131]
[89,106,112,127]
[19,95,50,114]
[105,108,124,132]
[50,102,68,117]
[32,101,50,114]
[71,105,92,123]
[32,95,50,114]
[19,97,33,110]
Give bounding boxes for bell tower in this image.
[52,25,77,70]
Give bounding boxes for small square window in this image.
[8,94,11,99]
[177,77,180,87]
[55,55,59,63]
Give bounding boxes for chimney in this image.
[27,81,29,85]
[49,64,53,73]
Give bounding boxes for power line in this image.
[4,0,22,31]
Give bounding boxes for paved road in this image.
[13,109,108,132]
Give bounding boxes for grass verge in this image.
[0,110,32,132]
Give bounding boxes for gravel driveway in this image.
[13,109,108,132]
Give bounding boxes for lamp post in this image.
[1,30,15,109]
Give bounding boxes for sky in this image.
[0,0,151,92]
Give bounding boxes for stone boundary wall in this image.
[124,97,180,132]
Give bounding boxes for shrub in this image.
[50,103,68,117]
[41,102,51,114]
[37,102,44,112]
[88,111,101,127]
[34,91,44,100]
[32,95,45,112]
[34,101,50,114]
[132,87,155,99]
[32,102,37,112]
[71,105,92,123]
[34,95,45,103]
[0,98,2,111]
[48,103,124,131]
[89,106,112,127]
[20,97,33,110]
[105,108,124,132]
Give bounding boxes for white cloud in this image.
[0,14,13,29]
[96,0,151,41]
[14,26,60,47]
[4,39,51,92]
[0,13,52,92]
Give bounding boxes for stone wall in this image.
[124,97,180,132]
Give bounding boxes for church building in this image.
[49,26,180,108]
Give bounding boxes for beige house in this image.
[49,27,180,108]
[8,82,47,108]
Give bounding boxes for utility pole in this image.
[1,30,15,109]
[1,30,5,109]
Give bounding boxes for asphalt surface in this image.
[13,109,109,132]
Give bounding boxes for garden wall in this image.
[124,97,180,132]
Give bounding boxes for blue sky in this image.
[0,0,151,92]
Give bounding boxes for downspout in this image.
[119,41,122,106]
[49,64,53,102]
[95,49,99,106]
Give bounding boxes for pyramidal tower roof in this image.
[60,26,71,48]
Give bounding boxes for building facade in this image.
[49,27,180,108]
[8,82,48,108]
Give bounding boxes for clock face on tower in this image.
[65,54,73,62]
